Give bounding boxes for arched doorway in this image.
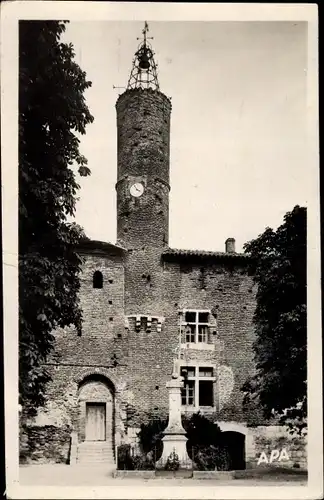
[78,375,114,448]
[221,431,245,470]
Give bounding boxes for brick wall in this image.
[179,259,256,421]
[123,247,181,424]
[24,244,263,455]
[51,250,128,366]
[122,248,259,426]
[23,241,297,468]
[116,89,171,248]
[78,252,125,339]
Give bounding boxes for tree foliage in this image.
[19,21,94,409]
[242,206,307,434]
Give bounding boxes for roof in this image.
[162,247,250,260]
[77,239,126,256]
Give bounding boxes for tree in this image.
[242,206,307,434]
[19,21,94,410]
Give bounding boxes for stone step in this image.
[78,450,114,455]
[78,452,114,456]
[77,459,115,464]
[77,461,115,465]
[78,449,113,452]
[77,441,115,464]
[78,449,114,454]
[79,441,112,448]
[78,454,113,458]
[78,448,113,452]
[78,446,113,450]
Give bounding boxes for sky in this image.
[63,21,308,252]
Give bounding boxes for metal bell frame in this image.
[127,23,160,91]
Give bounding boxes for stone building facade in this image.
[20,27,307,470]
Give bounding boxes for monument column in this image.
[156,365,192,469]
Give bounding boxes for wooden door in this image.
[85,403,106,441]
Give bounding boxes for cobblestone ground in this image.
[19,465,307,487]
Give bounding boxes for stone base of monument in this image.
[155,469,193,478]
[155,434,192,470]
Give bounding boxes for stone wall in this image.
[247,426,307,470]
[20,424,72,464]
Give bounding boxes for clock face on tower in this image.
[130,182,144,197]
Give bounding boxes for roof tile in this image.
[162,247,249,259]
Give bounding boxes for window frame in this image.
[180,364,216,409]
[180,309,211,345]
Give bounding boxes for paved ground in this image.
[19,465,307,487]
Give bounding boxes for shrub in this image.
[117,445,156,470]
[193,444,230,471]
[137,417,168,460]
[183,413,222,451]
[132,454,155,470]
[117,444,134,470]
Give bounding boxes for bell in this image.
[139,52,150,70]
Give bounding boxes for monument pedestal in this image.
[156,373,192,469]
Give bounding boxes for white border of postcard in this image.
[1,2,321,499]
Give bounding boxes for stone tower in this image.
[115,23,172,249]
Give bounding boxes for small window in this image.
[93,271,103,289]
